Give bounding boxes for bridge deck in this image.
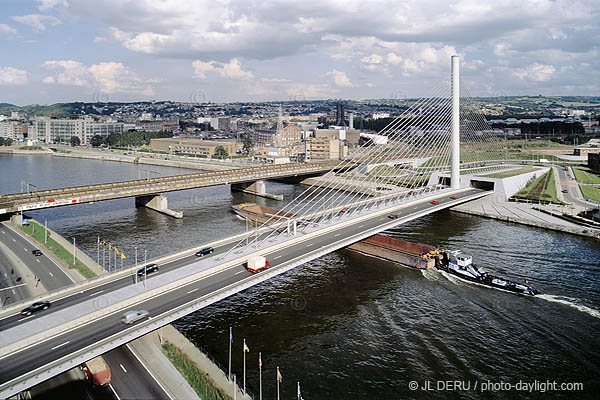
[0,160,352,214]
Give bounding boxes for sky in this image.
[0,0,599,105]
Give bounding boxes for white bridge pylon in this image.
[222,56,505,258]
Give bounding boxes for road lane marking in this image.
[273,255,282,260]
[187,288,200,293]
[3,272,6,278]
[306,243,314,247]
[334,234,341,237]
[12,238,15,242]
[234,270,244,275]
[89,290,104,297]
[51,341,70,350]
[12,289,15,295]
[109,383,122,400]
[24,248,27,251]
[48,272,54,277]
[358,225,364,228]
[120,364,127,373]
[36,259,40,263]
[126,344,174,400]
[18,315,34,322]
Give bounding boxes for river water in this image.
[1,154,599,399]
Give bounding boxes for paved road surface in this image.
[0,188,485,392]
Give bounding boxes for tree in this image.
[4,138,13,146]
[0,138,4,146]
[242,134,254,155]
[213,145,229,159]
[70,136,81,147]
[90,135,105,147]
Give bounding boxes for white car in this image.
[121,310,149,324]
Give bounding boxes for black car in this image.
[31,249,42,256]
[137,263,159,276]
[195,247,214,257]
[21,301,50,315]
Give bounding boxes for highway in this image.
[0,222,74,292]
[0,224,171,400]
[557,166,597,208]
[0,187,486,393]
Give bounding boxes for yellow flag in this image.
[121,253,126,259]
[115,248,120,255]
[244,340,250,353]
[108,244,112,251]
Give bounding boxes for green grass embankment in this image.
[483,167,538,179]
[512,170,562,204]
[161,342,232,400]
[21,221,96,279]
[580,185,600,203]
[572,167,600,184]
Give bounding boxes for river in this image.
[1,154,599,399]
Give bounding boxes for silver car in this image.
[121,310,149,324]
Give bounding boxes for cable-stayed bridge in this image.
[0,56,509,397]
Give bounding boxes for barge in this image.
[232,203,296,224]
[347,235,440,270]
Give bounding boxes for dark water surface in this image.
[2,154,599,399]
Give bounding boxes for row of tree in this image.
[89,131,174,147]
[0,137,14,146]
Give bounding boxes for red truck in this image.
[81,356,111,386]
[246,255,270,273]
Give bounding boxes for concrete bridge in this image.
[0,160,352,219]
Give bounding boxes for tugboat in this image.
[437,251,539,296]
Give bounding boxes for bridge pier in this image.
[135,194,183,218]
[231,180,283,201]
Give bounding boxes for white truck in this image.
[246,255,270,273]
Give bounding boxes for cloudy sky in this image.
[1,0,599,105]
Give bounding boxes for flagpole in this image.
[233,373,237,400]
[228,326,232,380]
[277,366,280,400]
[297,381,300,400]
[259,352,262,400]
[108,242,111,271]
[243,338,246,395]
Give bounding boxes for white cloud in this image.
[35,0,68,11]
[327,69,355,87]
[0,67,28,85]
[192,58,253,80]
[513,63,556,82]
[12,15,62,31]
[219,59,254,80]
[0,24,17,39]
[43,60,155,95]
[192,60,216,79]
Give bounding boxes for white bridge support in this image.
[451,55,460,189]
[135,194,183,218]
[231,180,284,201]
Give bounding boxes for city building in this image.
[210,116,232,131]
[315,128,360,148]
[574,147,600,157]
[305,137,348,160]
[276,124,303,148]
[588,153,600,171]
[135,119,179,132]
[30,116,124,144]
[149,137,241,157]
[336,103,345,126]
[0,120,28,140]
[250,130,277,146]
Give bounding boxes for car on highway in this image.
[340,208,350,212]
[195,247,214,257]
[388,215,399,219]
[450,196,458,200]
[21,301,50,315]
[31,249,43,256]
[431,200,440,205]
[137,263,159,276]
[121,310,149,324]
[561,189,568,193]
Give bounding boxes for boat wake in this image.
[537,294,600,319]
[420,269,442,281]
